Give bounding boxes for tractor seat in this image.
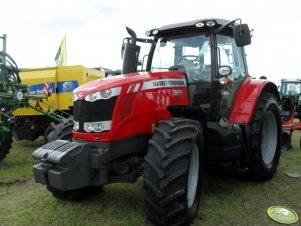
[169,65,187,74]
[169,65,196,104]
[169,65,196,84]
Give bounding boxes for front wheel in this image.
[247,92,282,181]
[44,117,74,143]
[143,118,204,226]
[0,132,13,160]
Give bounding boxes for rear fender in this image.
[229,77,280,124]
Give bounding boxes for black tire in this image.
[247,92,282,181]
[44,117,74,143]
[0,132,13,160]
[143,118,204,226]
[47,185,103,201]
[281,132,292,152]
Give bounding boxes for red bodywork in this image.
[73,71,189,142]
[73,74,275,142]
[229,77,277,124]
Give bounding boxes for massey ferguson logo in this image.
[77,93,85,100]
[142,79,187,90]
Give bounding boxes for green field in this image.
[0,133,300,226]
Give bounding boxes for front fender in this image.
[229,77,279,124]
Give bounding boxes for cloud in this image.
[41,17,92,32]
[89,2,122,16]
[1,0,301,83]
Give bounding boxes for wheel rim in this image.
[261,111,277,167]
[187,144,199,208]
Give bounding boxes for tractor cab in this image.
[279,79,301,150]
[147,19,250,120]
[279,79,301,120]
[123,19,251,120]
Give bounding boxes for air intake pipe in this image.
[121,27,141,74]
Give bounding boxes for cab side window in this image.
[216,35,246,80]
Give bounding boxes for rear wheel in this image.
[44,117,74,143]
[247,92,281,180]
[0,132,13,160]
[143,118,204,226]
[47,185,103,201]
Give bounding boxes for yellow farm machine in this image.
[0,34,105,159]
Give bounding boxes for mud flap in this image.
[32,140,93,191]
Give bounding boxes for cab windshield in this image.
[151,34,211,82]
[281,82,301,96]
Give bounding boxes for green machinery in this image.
[279,78,301,150]
[279,78,301,120]
[0,34,71,160]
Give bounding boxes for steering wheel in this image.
[178,55,204,81]
[178,55,199,63]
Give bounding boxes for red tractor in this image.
[33,18,282,225]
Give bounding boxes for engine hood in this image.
[73,71,186,97]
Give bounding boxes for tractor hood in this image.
[73,71,186,99]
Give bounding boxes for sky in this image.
[1,0,301,85]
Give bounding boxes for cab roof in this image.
[147,18,233,37]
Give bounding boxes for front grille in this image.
[73,96,118,132]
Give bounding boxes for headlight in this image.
[88,93,97,102]
[73,121,79,131]
[195,22,205,28]
[83,120,112,132]
[84,86,121,102]
[206,20,216,27]
[152,29,159,35]
[84,123,94,132]
[145,30,151,36]
[92,122,104,132]
[100,89,112,99]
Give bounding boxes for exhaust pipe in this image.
[121,27,141,74]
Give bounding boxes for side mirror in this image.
[233,24,251,47]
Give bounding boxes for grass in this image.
[0,139,40,183]
[0,134,301,226]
